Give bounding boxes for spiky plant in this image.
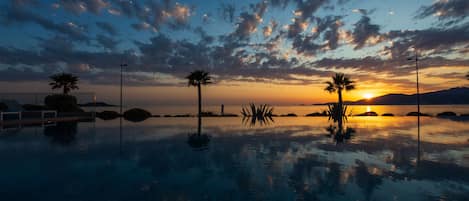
[241,103,274,126]
[326,103,348,123]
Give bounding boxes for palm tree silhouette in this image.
[49,73,79,95]
[186,70,212,119]
[324,73,355,128]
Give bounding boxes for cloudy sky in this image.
[0,0,468,106]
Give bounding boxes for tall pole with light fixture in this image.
[119,62,127,157]
[408,50,420,164]
[120,63,127,115]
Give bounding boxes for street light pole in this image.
[120,63,127,115]
[408,50,420,164]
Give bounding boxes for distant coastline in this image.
[313,87,469,105]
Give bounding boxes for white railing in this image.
[0,110,57,122]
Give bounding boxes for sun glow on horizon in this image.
[363,93,374,100]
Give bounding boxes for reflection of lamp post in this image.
[408,50,420,164]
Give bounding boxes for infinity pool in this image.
[1,117,468,201]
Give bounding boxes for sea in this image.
[85,104,469,116]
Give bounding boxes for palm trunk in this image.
[338,89,343,132]
[197,83,202,118]
[197,115,201,136]
[63,87,67,95]
[197,83,202,136]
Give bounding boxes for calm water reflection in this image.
[0,117,468,201]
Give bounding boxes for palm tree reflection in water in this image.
[187,116,210,150]
[325,124,355,144]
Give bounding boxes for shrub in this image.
[123,108,152,122]
[0,102,7,111]
[44,94,83,113]
[327,103,348,122]
[22,104,48,111]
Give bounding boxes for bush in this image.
[123,108,152,122]
[44,94,83,113]
[97,111,120,120]
[0,102,7,111]
[22,104,48,111]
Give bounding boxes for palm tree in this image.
[186,70,212,118]
[49,73,79,95]
[324,73,355,128]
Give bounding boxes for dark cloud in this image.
[96,21,117,35]
[384,22,469,57]
[2,6,90,42]
[352,15,382,49]
[290,15,344,55]
[96,34,118,50]
[230,1,268,40]
[111,0,192,31]
[11,0,39,7]
[287,18,308,38]
[416,0,469,24]
[58,0,109,15]
[295,0,329,21]
[219,3,235,23]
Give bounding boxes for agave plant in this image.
[241,103,274,126]
[241,103,274,117]
[327,103,348,123]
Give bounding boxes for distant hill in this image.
[317,87,469,105]
[79,102,116,107]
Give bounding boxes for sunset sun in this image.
[363,93,374,100]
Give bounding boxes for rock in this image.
[305,111,327,116]
[355,111,378,116]
[281,113,297,117]
[437,111,457,117]
[97,111,120,120]
[221,113,238,117]
[382,113,394,116]
[123,108,152,122]
[406,112,431,116]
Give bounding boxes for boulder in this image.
[97,111,120,120]
[123,108,152,122]
[355,111,378,116]
[436,111,457,117]
[406,112,430,116]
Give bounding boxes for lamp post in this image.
[120,63,127,115]
[408,50,420,164]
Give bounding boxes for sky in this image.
[0,0,468,106]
